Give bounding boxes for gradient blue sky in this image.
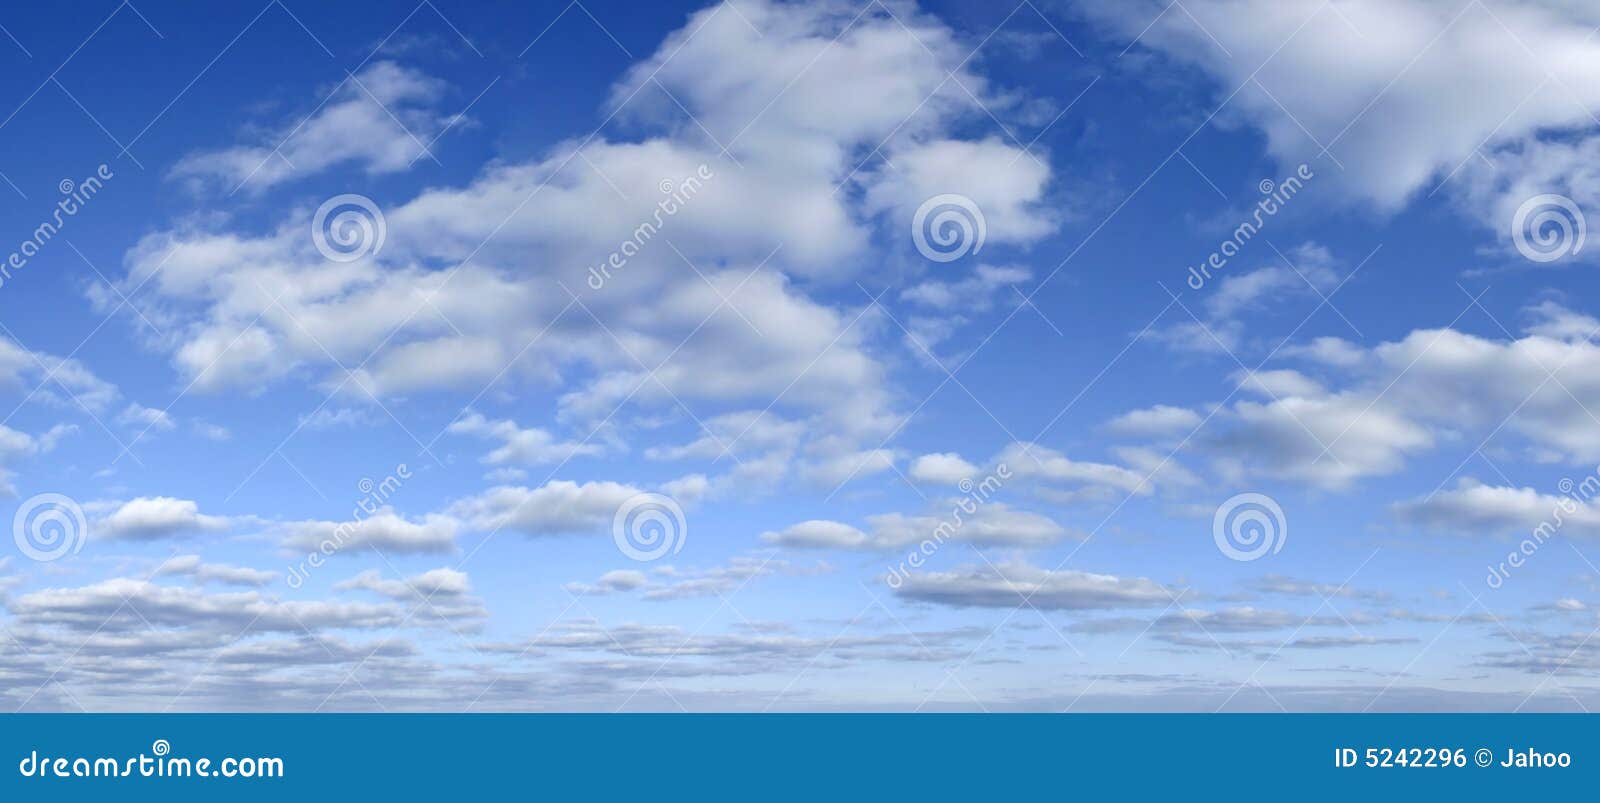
[2,0,1599,711]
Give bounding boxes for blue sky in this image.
[2,0,1600,711]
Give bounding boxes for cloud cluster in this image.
[1084,0,1600,251]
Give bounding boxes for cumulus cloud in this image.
[156,555,276,587]
[564,569,650,596]
[447,410,602,465]
[1106,405,1203,438]
[760,520,870,549]
[448,480,640,536]
[907,452,982,485]
[1113,302,1600,488]
[565,556,827,601]
[336,568,487,628]
[900,265,1032,312]
[894,561,1172,610]
[114,0,1057,487]
[96,497,231,540]
[11,578,401,634]
[0,421,73,496]
[171,61,454,192]
[763,500,1068,551]
[1000,442,1151,497]
[116,403,175,432]
[1392,479,1600,537]
[1083,0,1600,244]
[276,509,459,554]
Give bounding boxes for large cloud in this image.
[1081,0,1600,231]
[1120,302,1600,487]
[116,0,1057,495]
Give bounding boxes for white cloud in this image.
[277,509,458,554]
[297,407,382,430]
[448,480,640,536]
[1118,307,1600,487]
[564,569,650,596]
[907,452,981,485]
[116,0,1058,486]
[96,497,231,540]
[171,61,453,192]
[1393,479,1600,536]
[563,556,820,601]
[0,337,120,414]
[116,403,174,432]
[863,138,1055,247]
[1083,0,1600,241]
[335,568,486,627]
[763,501,1068,550]
[447,410,601,465]
[191,421,231,441]
[1000,442,1151,496]
[156,555,275,587]
[0,421,73,496]
[900,264,1031,311]
[760,520,869,549]
[11,578,401,633]
[1205,243,1339,320]
[1106,405,1203,437]
[894,561,1172,610]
